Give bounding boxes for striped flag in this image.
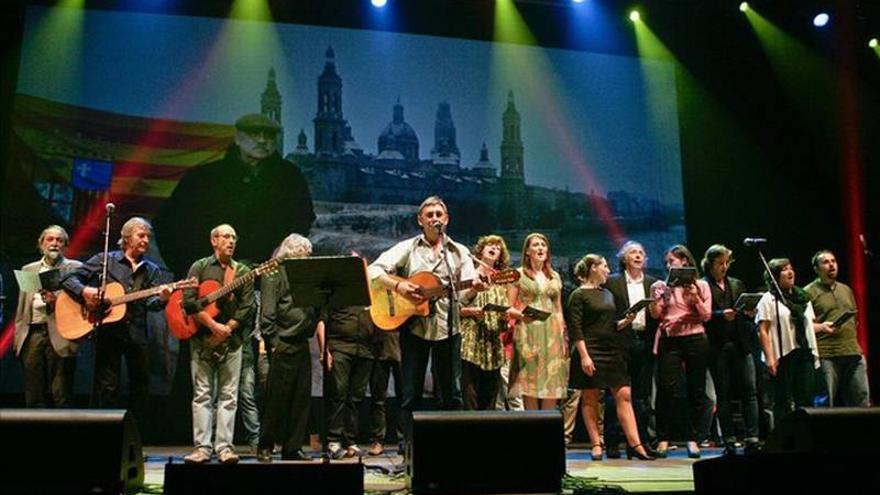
[11,93,236,256]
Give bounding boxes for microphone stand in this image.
[436,225,459,412]
[96,205,114,330]
[751,244,786,405]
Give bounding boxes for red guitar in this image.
[165,258,280,340]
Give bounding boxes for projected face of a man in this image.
[236,128,277,164]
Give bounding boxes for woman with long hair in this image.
[568,254,654,461]
[649,244,712,458]
[508,233,568,410]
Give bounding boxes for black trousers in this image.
[369,358,403,443]
[21,326,76,407]
[461,360,501,411]
[260,342,311,458]
[604,334,655,447]
[399,330,462,443]
[324,350,373,447]
[93,331,149,424]
[771,348,816,429]
[656,333,710,441]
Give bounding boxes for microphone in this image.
[743,237,767,247]
[432,222,444,234]
[105,202,116,213]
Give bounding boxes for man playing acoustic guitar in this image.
[182,224,255,464]
[367,196,485,455]
[62,217,173,427]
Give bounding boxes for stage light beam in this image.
[739,2,749,13]
[813,13,830,28]
[629,10,640,23]
[869,37,878,48]
[371,0,388,8]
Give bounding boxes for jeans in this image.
[370,358,403,443]
[324,350,373,447]
[238,339,260,447]
[656,333,710,441]
[818,355,870,407]
[399,330,462,442]
[708,341,759,444]
[190,338,242,454]
[495,358,524,411]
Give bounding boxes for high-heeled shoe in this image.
[590,444,604,461]
[686,441,701,459]
[626,444,656,461]
[654,441,669,459]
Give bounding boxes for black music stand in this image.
[282,255,371,309]
[282,255,371,461]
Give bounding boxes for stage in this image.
[141,444,715,494]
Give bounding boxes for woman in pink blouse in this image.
[649,245,712,458]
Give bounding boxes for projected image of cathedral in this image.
[257,46,682,256]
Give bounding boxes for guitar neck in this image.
[110,284,167,306]
[204,268,261,304]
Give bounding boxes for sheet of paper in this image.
[14,270,42,292]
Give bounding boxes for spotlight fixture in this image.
[813,13,830,27]
[739,2,749,13]
[629,10,640,23]
[371,0,388,8]
[870,38,878,48]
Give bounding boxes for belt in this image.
[29,323,48,332]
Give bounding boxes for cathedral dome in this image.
[377,99,419,162]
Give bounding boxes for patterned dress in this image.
[510,269,569,399]
[461,285,507,371]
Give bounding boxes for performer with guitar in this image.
[182,224,255,465]
[61,217,173,425]
[367,196,485,454]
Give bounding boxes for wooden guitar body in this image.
[55,282,127,340]
[165,279,222,340]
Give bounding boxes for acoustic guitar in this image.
[369,268,520,331]
[56,277,198,340]
[165,258,280,340]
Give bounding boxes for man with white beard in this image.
[13,225,82,407]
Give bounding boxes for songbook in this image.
[667,267,698,287]
[13,269,61,293]
[626,298,654,315]
[734,293,763,312]
[482,303,552,322]
[832,310,858,328]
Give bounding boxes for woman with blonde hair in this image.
[508,233,568,410]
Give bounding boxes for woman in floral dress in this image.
[508,233,569,410]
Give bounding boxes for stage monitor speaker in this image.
[164,461,364,495]
[0,409,143,494]
[410,410,565,495]
[763,406,880,454]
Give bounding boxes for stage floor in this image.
[142,444,718,494]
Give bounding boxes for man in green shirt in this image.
[804,250,870,407]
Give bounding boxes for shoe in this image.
[368,441,385,456]
[257,448,273,463]
[344,445,361,458]
[283,449,311,461]
[328,442,345,459]
[743,441,761,456]
[606,443,622,459]
[654,441,669,459]
[184,449,211,464]
[686,441,701,459]
[626,444,656,461]
[218,449,240,464]
[590,444,604,461]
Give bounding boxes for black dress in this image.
[567,287,629,389]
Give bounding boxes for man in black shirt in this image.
[258,233,320,462]
[62,217,172,426]
[701,244,759,454]
[154,113,315,278]
[318,306,376,458]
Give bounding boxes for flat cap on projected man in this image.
[235,113,281,134]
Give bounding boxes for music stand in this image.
[283,255,371,309]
